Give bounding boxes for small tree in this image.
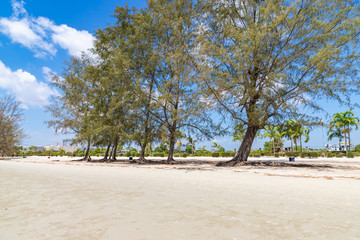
[0,96,24,156]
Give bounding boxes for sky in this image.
[0,0,359,151]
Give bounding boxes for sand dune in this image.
[1,158,360,239]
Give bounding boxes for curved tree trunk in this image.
[110,137,118,161]
[84,139,91,160]
[344,128,348,154]
[348,126,351,152]
[167,128,176,162]
[104,142,111,160]
[138,142,147,162]
[217,126,259,166]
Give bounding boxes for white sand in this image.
[1,157,360,240]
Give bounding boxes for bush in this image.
[308,152,319,158]
[263,152,272,156]
[153,152,165,157]
[182,153,188,158]
[326,152,334,158]
[274,153,279,158]
[212,152,220,157]
[221,152,231,157]
[252,153,261,158]
[336,153,345,158]
[174,153,180,157]
[285,152,299,157]
[347,152,354,158]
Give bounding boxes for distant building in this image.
[34,146,45,151]
[326,143,354,151]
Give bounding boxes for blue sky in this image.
[0,0,359,150]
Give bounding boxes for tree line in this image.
[47,0,360,164]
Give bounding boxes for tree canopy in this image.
[0,95,24,156]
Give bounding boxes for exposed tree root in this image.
[216,159,242,167]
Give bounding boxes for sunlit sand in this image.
[1,157,360,239]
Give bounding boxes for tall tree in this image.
[329,111,359,153]
[47,55,97,160]
[198,0,360,165]
[144,0,217,162]
[262,125,281,153]
[0,96,24,156]
[328,126,343,151]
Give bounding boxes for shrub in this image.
[274,153,279,158]
[326,152,334,158]
[336,153,345,158]
[212,152,220,157]
[182,153,188,158]
[347,152,354,158]
[308,152,319,158]
[263,152,272,156]
[174,153,180,157]
[153,152,165,157]
[253,153,261,158]
[221,152,231,157]
[285,152,299,157]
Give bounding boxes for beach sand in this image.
[1,156,360,239]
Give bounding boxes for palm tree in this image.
[299,127,310,152]
[328,126,343,150]
[330,111,359,153]
[283,119,300,151]
[343,111,359,151]
[262,125,280,153]
[186,136,197,155]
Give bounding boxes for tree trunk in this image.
[111,138,118,161]
[217,126,258,166]
[139,142,147,161]
[300,135,302,153]
[104,143,111,160]
[167,129,176,162]
[84,139,91,160]
[272,138,275,154]
[348,126,351,152]
[344,129,348,154]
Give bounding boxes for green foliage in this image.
[274,153,280,158]
[285,152,299,157]
[354,145,360,152]
[182,153,188,158]
[336,153,345,158]
[153,152,165,157]
[347,152,354,158]
[185,145,193,154]
[0,96,24,156]
[154,144,168,153]
[174,153,180,157]
[221,152,231,157]
[326,152,334,158]
[212,152,220,158]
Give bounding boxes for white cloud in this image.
[0,0,94,57]
[42,66,53,82]
[0,60,58,108]
[0,17,56,57]
[50,24,94,56]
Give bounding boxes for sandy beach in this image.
[1,156,360,240]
